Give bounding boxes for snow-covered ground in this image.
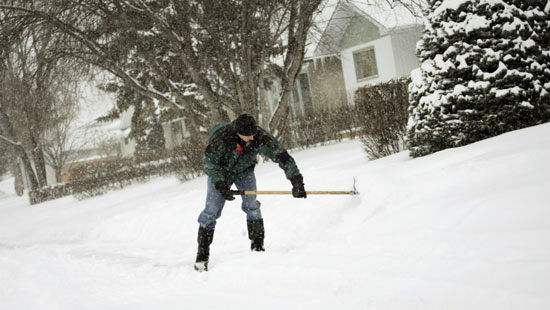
[1,123,550,310]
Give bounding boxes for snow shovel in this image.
[229,178,359,196]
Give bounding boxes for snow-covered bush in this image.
[407,0,550,157]
[28,144,205,204]
[291,105,358,149]
[355,78,410,159]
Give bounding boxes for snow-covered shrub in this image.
[69,149,204,200]
[291,105,358,149]
[355,78,410,160]
[28,145,205,204]
[170,136,206,181]
[29,183,73,205]
[407,0,550,157]
[291,109,332,148]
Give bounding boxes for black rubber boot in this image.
[194,226,215,271]
[247,219,265,252]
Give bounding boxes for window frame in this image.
[352,46,379,82]
[171,120,183,137]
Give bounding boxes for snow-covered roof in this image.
[351,0,424,29]
[309,0,425,57]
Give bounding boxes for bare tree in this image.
[41,88,86,183]
[0,0,323,141]
[0,63,40,189]
[1,6,90,189]
[0,140,11,177]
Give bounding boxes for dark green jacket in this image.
[203,122,301,185]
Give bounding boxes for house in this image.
[118,106,191,157]
[16,158,57,190]
[117,1,425,155]
[119,117,190,157]
[288,0,424,115]
[118,106,137,156]
[16,120,122,189]
[161,118,191,150]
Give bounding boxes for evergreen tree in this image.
[132,104,166,158]
[407,0,550,157]
[143,118,166,155]
[99,84,168,158]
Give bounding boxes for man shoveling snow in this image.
[194,113,307,271]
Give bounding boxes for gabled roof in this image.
[352,0,424,29]
[310,0,424,57]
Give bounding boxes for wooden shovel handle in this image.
[229,190,358,195]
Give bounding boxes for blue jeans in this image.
[198,171,262,229]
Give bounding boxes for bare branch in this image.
[0,134,21,146]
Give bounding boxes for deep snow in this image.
[1,123,550,310]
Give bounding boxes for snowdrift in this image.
[1,123,549,310]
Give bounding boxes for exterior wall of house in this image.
[339,14,381,50]
[45,164,57,185]
[267,30,422,113]
[17,157,59,188]
[117,117,192,157]
[262,77,309,119]
[162,122,176,150]
[260,80,282,126]
[17,159,30,190]
[314,1,354,57]
[313,0,384,57]
[340,35,397,104]
[162,122,173,149]
[118,107,136,157]
[120,134,136,157]
[306,56,348,111]
[289,79,305,117]
[390,26,423,77]
[162,119,190,150]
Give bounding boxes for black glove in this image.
[215,181,235,201]
[290,174,307,198]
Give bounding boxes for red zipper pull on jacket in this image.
[235,145,243,155]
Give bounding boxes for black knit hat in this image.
[233,113,257,136]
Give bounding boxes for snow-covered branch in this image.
[0,134,21,146]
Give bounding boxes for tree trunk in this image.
[0,108,40,189]
[13,159,24,196]
[19,150,39,190]
[30,138,48,187]
[258,65,269,128]
[55,166,61,183]
[268,0,319,141]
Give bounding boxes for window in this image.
[299,73,313,114]
[171,121,183,137]
[353,47,378,81]
[292,83,301,104]
[291,84,303,117]
[290,73,313,117]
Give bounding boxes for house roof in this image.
[309,0,425,57]
[352,0,425,29]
